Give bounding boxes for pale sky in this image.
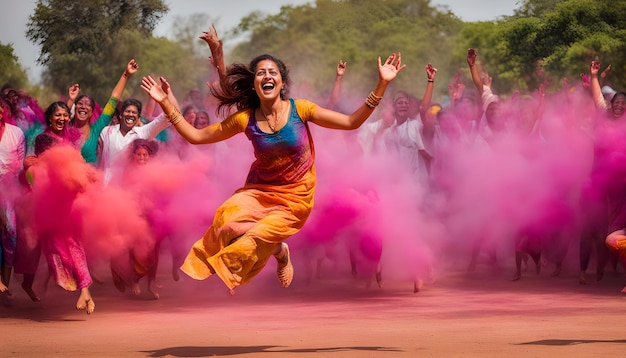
[0,0,520,83]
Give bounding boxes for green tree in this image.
[0,43,30,90]
[501,0,626,91]
[26,0,169,104]
[512,0,564,17]
[228,0,462,103]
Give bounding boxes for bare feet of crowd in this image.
[76,288,95,314]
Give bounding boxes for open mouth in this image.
[262,83,275,93]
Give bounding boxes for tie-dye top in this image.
[220,98,316,186]
[245,98,316,185]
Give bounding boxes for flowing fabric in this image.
[27,145,95,291]
[181,98,317,289]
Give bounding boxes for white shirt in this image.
[357,118,396,155]
[391,117,427,168]
[0,122,26,179]
[99,113,170,183]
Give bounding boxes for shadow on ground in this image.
[142,345,402,357]
[518,339,626,346]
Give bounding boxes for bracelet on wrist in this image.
[364,91,383,109]
[428,79,434,83]
[166,107,184,125]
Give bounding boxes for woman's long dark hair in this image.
[210,54,290,118]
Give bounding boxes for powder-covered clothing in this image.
[0,123,26,178]
[99,113,170,183]
[81,95,119,164]
[22,145,96,290]
[0,123,25,267]
[181,98,317,289]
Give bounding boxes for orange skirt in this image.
[181,167,316,289]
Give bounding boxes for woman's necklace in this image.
[261,102,283,133]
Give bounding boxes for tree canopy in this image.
[500,0,626,92]
[0,43,29,90]
[229,0,462,101]
[26,0,170,104]
[19,0,626,108]
[226,0,626,99]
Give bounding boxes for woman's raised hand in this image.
[336,60,347,77]
[426,63,437,81]
[378,53,406,83]
[199,24,221,49]
[125,59,139,77]
[68,84,80,101]
[467,48,477,66]
[590,61,600,77]
[141,76,168,103]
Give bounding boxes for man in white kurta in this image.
[99,112,170,184]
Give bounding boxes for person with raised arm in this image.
[326,60,347,110]
[467,48,505,137]
[98,76,177,184]
[68,59,140,164]
[141,51,405,294]
[589,60,626,293]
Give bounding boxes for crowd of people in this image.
[2,26,626,315]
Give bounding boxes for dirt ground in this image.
[1,256,625,358]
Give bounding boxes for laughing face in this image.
[49,106,70,134]
[611,93,626,119]
[194,111,210,129]
[119,104,140,133]
[254,59,284,101]
[74,96,94,124]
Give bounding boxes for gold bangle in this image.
[365,91,382,108]
[167,108,184,125]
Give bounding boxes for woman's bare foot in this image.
[76,288,95,314]
[21,282,40,302]
[172,267,180,282]
[0,282,7,293]
[276,243,293,288]
[148,281,160,299]
[132,282,141,296]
